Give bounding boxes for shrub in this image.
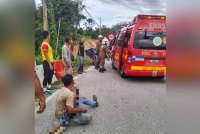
[35,55,43,65]
[72,56,78,66]
[84,56,91,67]
[72,55,91,67]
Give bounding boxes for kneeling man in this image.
[55,74,98,127]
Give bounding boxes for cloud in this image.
[98,0,166,15]
[35,0,41,5]
[115,14,135,19]
[81,0,166,27]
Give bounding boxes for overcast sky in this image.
[35,0,166,28]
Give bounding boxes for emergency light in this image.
[148,16,152,19]
[138,15,166,20]
[161,16,165,19]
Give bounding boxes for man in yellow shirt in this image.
[41,30,55,95]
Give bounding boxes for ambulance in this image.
[111,15,166,78]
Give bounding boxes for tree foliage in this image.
[35,0,86,59]
[111,22,129,34]
[35,0,120,61]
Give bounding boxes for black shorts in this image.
[43,60,54,79]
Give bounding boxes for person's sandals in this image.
[95,66,99,70]
[43,91,52,96]
[99,68,104,73]
[102,68,106,71]
[93,95,98,107]
[47,87,57,93]
[47,87,57,90]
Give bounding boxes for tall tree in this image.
[35,5,43,55]
[42,0,48,30]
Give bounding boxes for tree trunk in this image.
[42,0,48,30]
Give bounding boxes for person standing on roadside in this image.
[99,38,107,73]
[69,40,74,62]
[62,37,73,75]
[77,38,85,74]
[95,35,103,69]
[40,30,56,95]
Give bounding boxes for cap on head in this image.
[102,38,108,45]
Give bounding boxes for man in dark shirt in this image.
[77,38,85,74]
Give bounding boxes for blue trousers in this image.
[78,98,97,107]
[60,112,92,126]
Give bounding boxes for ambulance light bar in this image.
[138,15,166,20]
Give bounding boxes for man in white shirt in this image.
[62,37,73,75]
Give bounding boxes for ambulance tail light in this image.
[127,51,132,63]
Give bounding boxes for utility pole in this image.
[99,17,102,35]
[55,17,61,59]
[42,0,48,30]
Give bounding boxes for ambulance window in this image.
[133,32,166,50]
[117,33,126,47]
[123,33,131,48]
[132,17,136,24]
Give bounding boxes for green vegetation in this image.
[35,55,43,65]
[72,55,92,67]
[84,56,92,67]
[35,0,128,65]
[34,0,130,101]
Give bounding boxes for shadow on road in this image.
[122,76,166,84]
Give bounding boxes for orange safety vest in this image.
[40,41,54,63]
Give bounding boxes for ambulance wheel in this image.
[120,66,126,78]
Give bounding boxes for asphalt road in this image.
[35,61,166,134]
